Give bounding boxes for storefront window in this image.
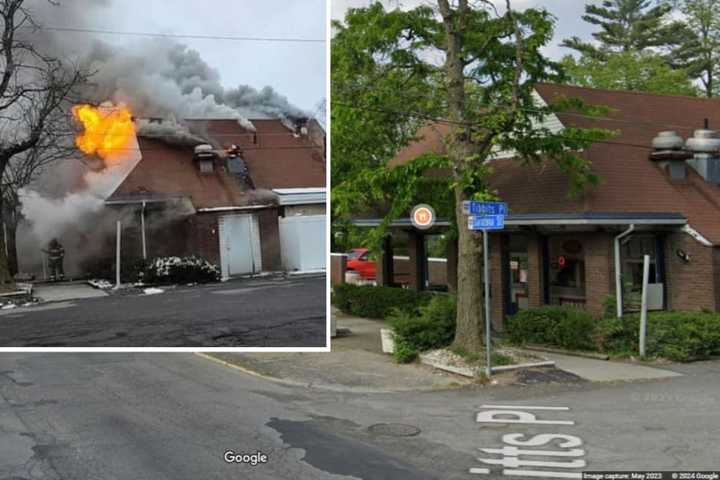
[425,234,449,292]
[621,235,663,310]
[508,235,529,314]
[548,237,586,307]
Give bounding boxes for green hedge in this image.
[387,295,456,363]
[332,284,434,319]
[595,311,720,362]
[508,304,720,362]
[505,306,596,351]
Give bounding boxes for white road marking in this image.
[479,405,570,411]
[481,447,585,457]
[472,406,587,478]
[477,456,586,469]
[470,467,491,475]
[476,410,575,425]
[504,469,582,479]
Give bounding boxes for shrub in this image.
[595,311,720,361]
[388,295,456,362]
[505,306,596,351]
[332,284,434,319]
[142,256,220,285]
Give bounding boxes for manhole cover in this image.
[367,423,421,437]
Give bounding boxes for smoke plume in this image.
[16,0,309,277]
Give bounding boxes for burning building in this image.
[18,106,326,280]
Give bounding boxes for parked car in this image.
[346,248,376,279]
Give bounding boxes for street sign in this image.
[463,201,508,216]
[468,214,505,231]
[410,204,436,230]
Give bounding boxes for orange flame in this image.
[72,103,135,163]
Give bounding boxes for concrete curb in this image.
[193,352,467,394]
[520,344,610,361]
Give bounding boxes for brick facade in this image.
[582,233,615,316]
[257,208,282,271]
[665,232,717,311]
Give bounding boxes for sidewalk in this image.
[33,282,108,302]
[204,309,685,392]
[540,352,682,382]
[205,308,473,393]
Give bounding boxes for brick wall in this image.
[257,208,282,271]
[665,232,717,311]
[583,233,615,316]
[187,213,221,265]
[526,233,544,308]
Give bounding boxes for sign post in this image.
[639,254,650,357]
[465,200,508,377]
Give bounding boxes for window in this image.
[547,236,586,307]
[621,235,663,310]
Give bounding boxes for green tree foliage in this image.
[332,2,613,352]
[561,51,699,95]
[669,0,720,97]
[562,0,686,60]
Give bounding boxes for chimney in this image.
[651,131,691,181]
[686,129,720,184]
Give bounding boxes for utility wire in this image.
[31,26,326,43]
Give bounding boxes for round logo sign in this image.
[411,204,436,230]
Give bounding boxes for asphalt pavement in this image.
[0,353,717,479]
[0,275,326,347]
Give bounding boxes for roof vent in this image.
[686,130,720,184]
[194,144,214,155]
[193,144,218,174]
[686,129,720,153]
[651,131,691,181]
[652,131,684,151]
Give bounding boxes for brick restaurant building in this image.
[353,84,720,330]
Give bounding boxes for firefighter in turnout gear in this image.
[43,238,65,281]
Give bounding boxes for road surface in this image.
[0,276,326,347]
[0,353,717,479]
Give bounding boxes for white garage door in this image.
[279,215,326,272]
[218,214,262,279]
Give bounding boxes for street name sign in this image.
[463,201,508,216]
[468,214,505,231]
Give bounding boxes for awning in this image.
[273,187,326,205]
[351,212,687,228]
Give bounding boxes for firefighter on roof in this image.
[43,238,65,281]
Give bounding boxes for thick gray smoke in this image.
[16,0,306,277]
[24,0,308,125]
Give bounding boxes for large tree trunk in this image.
[6,220,18,276]
[439,0,487,352]
[0,196,14,289]
[452,184,484,351]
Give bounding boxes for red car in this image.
[346,248,376,279]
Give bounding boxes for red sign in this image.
[411,204,436,230]
[558,255,567,268]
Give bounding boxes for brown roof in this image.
[390,83,720,244]
[108,119,326,209]
[185,119,326,190]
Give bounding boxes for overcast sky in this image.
[331,0,596,60]
[43,0,327,113]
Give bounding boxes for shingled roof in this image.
[390,83,720,245]
[106,118,326,210]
